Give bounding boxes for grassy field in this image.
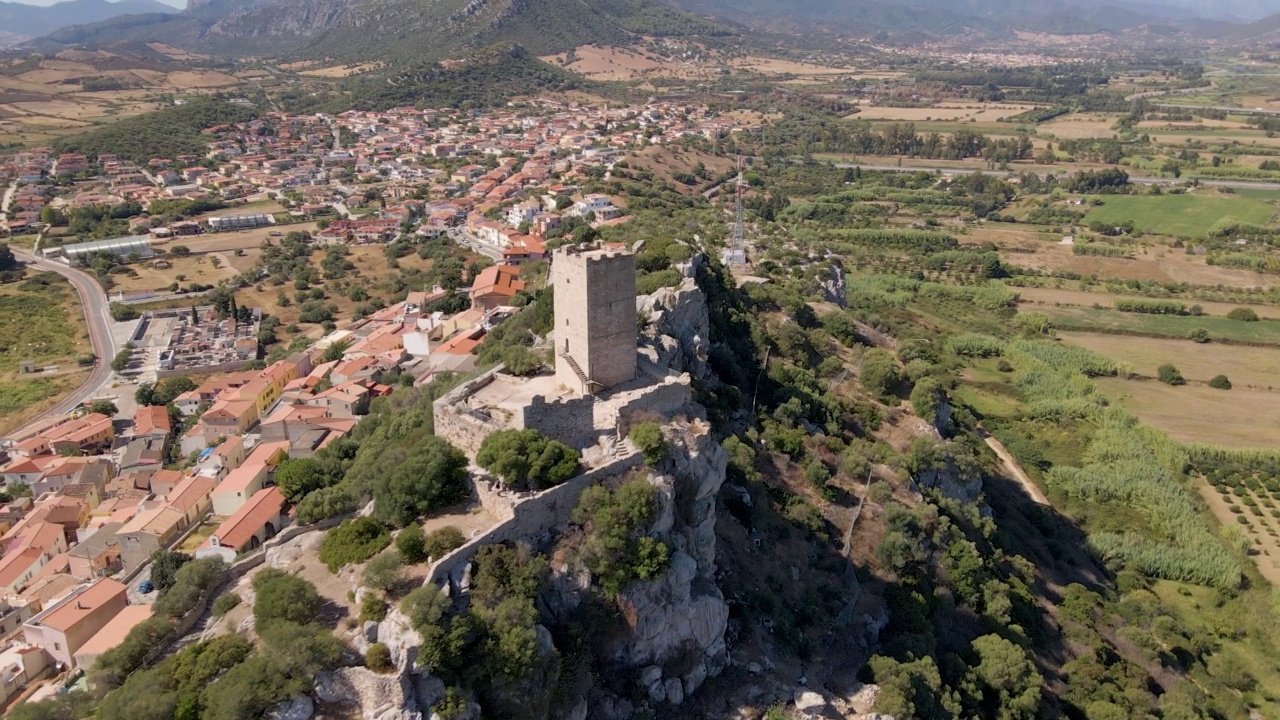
[0,272,91,435]
[1095,376,1280,447]
[1059,331,1280,387]
[1083,192,1277,237]
[1042,305,1280,345]
[1017,286,1280,319]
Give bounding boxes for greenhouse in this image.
[54,235,155,261]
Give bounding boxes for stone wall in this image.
[426,450,642,588]
[521,394,599,451]
[431,368,504,456]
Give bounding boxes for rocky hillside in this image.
[36,0,735,62]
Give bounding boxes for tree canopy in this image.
[476,428,581,491]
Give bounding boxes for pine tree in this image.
[229,295,238,324]
[190,305,199,326]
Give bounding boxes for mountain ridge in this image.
[0,0,175,42]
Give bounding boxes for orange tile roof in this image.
[214,441,288,496]
[133,405,172,436]
[205,486,284,551]
[166,475,216,513]
[36,577,126,632]
[74,605,152,658]
[470,265,525,299]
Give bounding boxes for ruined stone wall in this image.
[521,394,600,451]
[432,367,505,456]
[426,450,642,588]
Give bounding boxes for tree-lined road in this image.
[832,162,1280,191]
[6,252,118,441]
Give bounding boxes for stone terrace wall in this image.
[521,394,598,451]
[426,450,642,588]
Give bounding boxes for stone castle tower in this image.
[553,244,636,394]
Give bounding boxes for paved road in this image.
[6,252,119,441]
[832,162,1280,191]
[447,228,504,261]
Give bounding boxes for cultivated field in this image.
[1094,377,1280,448]
[994,232,1276,286]
[1196,480,1280,586]
[1042,305,1280,344]
[849,103,1037,123]
[1083,192,1277,237]
[1038,113,1121,139]
[1060,331,1280,388]
[297,63,383,78]
[1017,286,1280,320]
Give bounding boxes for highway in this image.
[0,180,16,222]
[7,252,119,441]
[831,162,1280,191]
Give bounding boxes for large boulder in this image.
[267,695,314,720]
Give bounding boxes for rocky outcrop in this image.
[610,421,730,704]
[638,277,711,380]
[821,260,848,308]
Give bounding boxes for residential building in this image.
[117,505,186,572]
[74,605,152,672]
[211,441,288,516]
[469,265,525,311]
[197,487,286,562]
[22,577,128,669]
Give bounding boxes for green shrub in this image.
[860,348,902,396]
[423,526,467,561]
[628,422,667,465]
[319,517,391,572]
[396,523,427,563]
[366,643,393,673]
[360,593,388,622]
[252,568,322,627]
[1227,307,1260,322]
[1189,328,1210,344]
[1208,374,1232,390]
[476,428,581,491]
[1157,364,1185,386]
[363,551,404,591]
[571,480,669,596]
[211,592,241,617]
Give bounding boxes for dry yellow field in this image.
[1095,376,1280,448]
[729,56,852,76]
[1039,113,1120,139]
[1061,331,1280,388]
[298,63,382,78]
[543,46,675,82]
[163,70,241,88]
[850,103,1038,122]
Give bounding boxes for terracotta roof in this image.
[205,486,284,551]
[214,441,288,496]
[75,605,152,659]
[34,577,126,632]
[470,264,524,299]
[166,475,216,513]
[133,405,172,436]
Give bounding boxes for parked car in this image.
[138,580,154,594]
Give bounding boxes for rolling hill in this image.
[35,0,736,62]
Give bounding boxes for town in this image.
[0,95,761,707]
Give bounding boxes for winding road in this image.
[7,251,119,441]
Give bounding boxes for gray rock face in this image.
[638,277,711,380]
[268,695,314,720]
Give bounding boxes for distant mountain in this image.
[35,0,736,61]
[0,0,176,40]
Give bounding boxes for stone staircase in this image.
[558,351,602,394]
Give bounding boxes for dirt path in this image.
[980,429,1052,506]
[1195,478,1280,587]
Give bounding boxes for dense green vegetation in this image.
[476,429,581,491]
[55,99,258,163]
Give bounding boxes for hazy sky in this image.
[0,0,185,6]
